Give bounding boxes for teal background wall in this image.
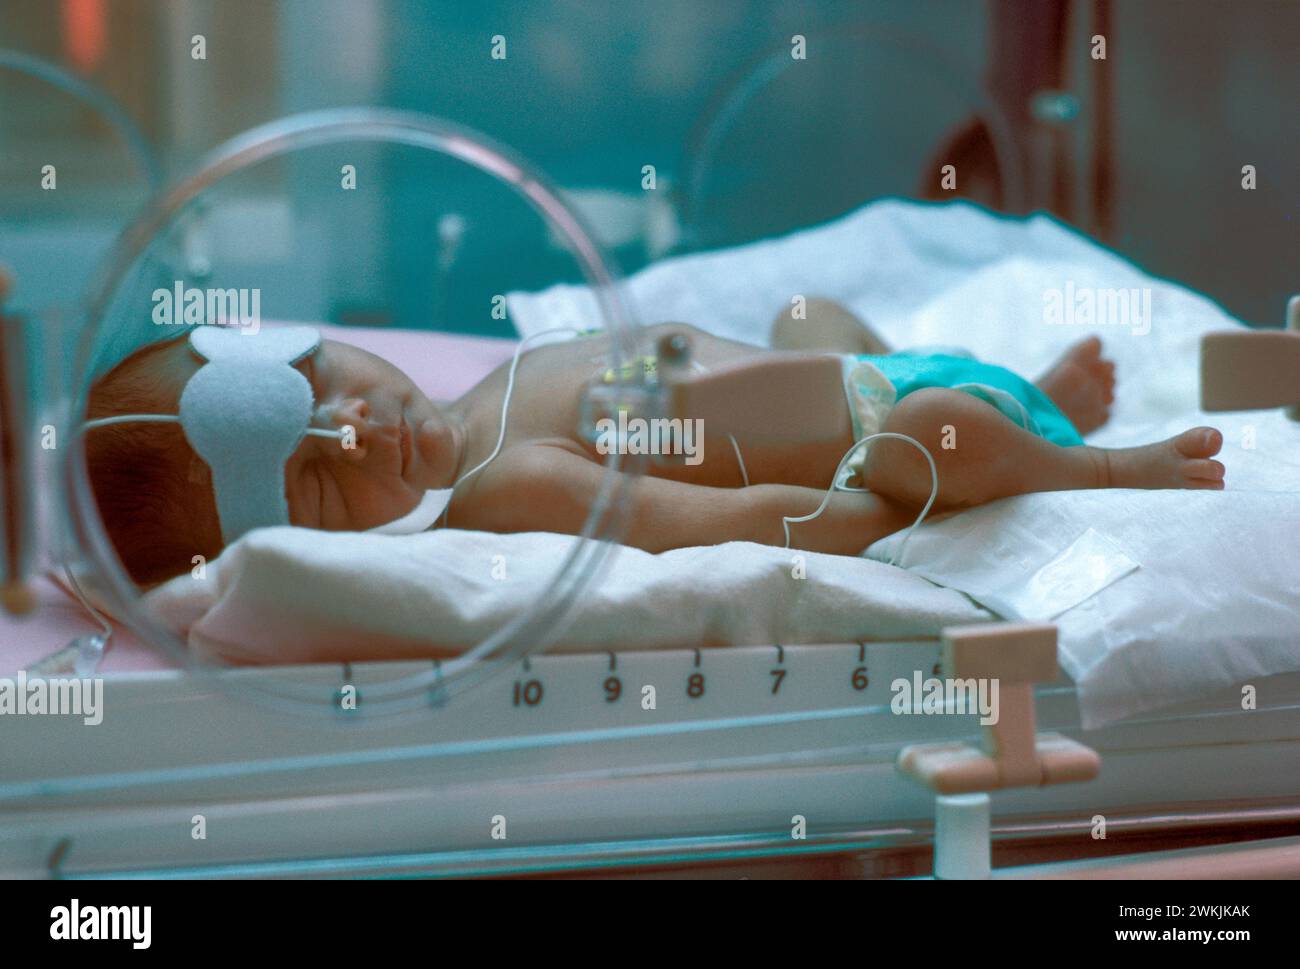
[1,0,1295,351]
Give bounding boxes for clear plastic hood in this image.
[10,108,645,717]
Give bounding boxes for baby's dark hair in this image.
[84,336,223,587]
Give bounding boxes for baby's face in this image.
[155,335,462,535]
[286,339,463,531]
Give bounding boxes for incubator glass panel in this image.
[0,49,161,317]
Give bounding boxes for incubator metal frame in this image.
[6,639,1300,879]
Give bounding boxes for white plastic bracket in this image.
[1200,294,1300,421]
[895,621,1101,879]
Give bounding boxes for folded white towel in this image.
[147,528,990,666]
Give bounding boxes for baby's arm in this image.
[466,445,914,556]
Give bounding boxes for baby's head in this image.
[86,331,464,585]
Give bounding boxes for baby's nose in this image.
[327,397,369,429]
[317,398,371,459]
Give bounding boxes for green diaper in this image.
[844,352,1084,449]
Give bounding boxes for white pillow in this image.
[146,527,991,666]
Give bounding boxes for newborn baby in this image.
[86,300,1225,586]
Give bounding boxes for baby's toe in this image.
[1184,475,1226,491]
[1094,359,1116,396]
[1076,335,1103,360]
[1174,427,1223,459]
[1183,458,1225,481]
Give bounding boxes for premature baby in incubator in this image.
[85,299,1225,586]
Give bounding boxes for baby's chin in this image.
[410,411,458,487]
[349,485,427,532]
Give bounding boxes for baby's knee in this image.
[865,389,988,506]
[770,298,881,353]
[881,387,980,445]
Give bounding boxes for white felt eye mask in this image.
[178,326,322,543]
[84,324,572,551]
[82,325,426,546]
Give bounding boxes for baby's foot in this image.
[1102,427,1225,490]
[1035,336,1116,435]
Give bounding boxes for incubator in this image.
[2,33,1299,882]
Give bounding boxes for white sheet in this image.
[858,243,1300,727]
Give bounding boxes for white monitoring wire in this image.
[442,326,584,526]
[682,361,937,566]
[441,329,750,527]
[779,431,939,568]
[80,414,182,431]
[688,359,750,487]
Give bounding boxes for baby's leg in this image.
[862,387,1225,509]
[770,298,892,355]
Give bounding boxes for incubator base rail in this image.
[17,797,1300,880]
[3,643,1299,878]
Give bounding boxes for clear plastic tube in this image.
[0,49,162,191]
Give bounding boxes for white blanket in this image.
[151,200,1299,727]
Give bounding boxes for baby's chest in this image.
[505,357,609,447]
